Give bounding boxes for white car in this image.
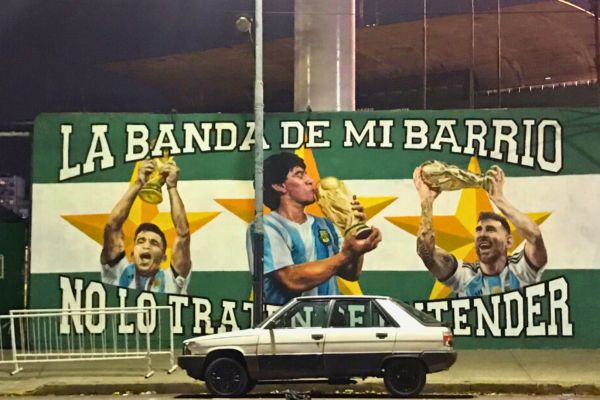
[178,295,456,397]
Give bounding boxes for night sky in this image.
[0,0,580,181]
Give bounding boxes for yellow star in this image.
[216,147,397,295]
[386,157,551,300]
[62,161,220,268]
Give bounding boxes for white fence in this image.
[0,306,175,377]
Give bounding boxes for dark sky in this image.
[0,0,563,124]
[0,0,264,122]
[0,0,580,180]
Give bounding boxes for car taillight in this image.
[443,331,453,347]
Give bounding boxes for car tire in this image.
[246,379,257,393]
[204,357,249,397]
[383,358,426,397]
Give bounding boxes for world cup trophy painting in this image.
[138,149,174,204]
[419,160,499,192]
[316,176,372,240]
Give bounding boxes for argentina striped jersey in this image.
[247,211,344,305]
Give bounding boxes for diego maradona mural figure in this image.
[247,152,382,306]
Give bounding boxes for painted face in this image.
[475,219,511,265]
[282,166,315,206]
[132,230,165,276]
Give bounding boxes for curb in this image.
[11,382,600,397]
[425,383,600,396]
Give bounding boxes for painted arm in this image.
[101,159,154,265]
[487,167,547,270]
[336,226,382,280]
[272,227,382,292]
[163,161,192,278]
[414,167,458,281]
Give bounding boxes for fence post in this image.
[144,309,154,379]
[167,306,177,374]
[9,314,23,375]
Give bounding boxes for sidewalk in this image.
[0,350,598,396]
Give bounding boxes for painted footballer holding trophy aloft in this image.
[100,155,192,294]
[413,161,548,297]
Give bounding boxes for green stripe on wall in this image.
[34,108,600,183]
[33,113,255,183]
[30,269,600,349]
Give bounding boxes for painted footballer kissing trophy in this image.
[138,149,174,204]
[419,160,498,192]
[316,176,372,240]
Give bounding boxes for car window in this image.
[271,300,330,328]
[372,304,393,327]
[329,299,392,328]
[392,299,443,326]
[379,298,443,327]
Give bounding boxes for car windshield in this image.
[255,317,271,329]
[256,300,331,329]
[255,305,284,329]
[390,299,443,326]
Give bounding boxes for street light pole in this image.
[496,0,502,108]
[422,0,427,110]
[469,0,475,108]
[252,0,265,327]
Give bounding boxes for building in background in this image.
[0,205,27,323]
[0,175,29,219]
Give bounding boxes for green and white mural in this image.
[31,109,600,348]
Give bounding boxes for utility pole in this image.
[497,0,502,108]
[252,0,265,327]
[423,0,428,110]
[469,0,475,108]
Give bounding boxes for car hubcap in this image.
[390,364,419,393]
[209,362,242,393]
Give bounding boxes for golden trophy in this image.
[316,176,372,240]
[139,151,174,204]
[419,160,497,192]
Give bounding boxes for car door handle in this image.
[311,334,323,340]
[376,332,388,339]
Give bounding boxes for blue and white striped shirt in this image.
[247,211,344,305]
[443,250,543,297]
[101,253,190,294]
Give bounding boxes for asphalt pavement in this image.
[0,349,598,396]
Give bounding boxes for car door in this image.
[256,299,330,379]
[323,298,397,377]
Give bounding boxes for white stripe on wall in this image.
[31,175,600,273]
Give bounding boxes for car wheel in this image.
[204,357,249,397]
[383,358,426,397]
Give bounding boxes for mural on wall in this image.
[30,109,600,347]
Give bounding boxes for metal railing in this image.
[0,306,175,378]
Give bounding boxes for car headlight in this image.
[182,343,191,355]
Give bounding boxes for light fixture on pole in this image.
[235,15,254,43]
